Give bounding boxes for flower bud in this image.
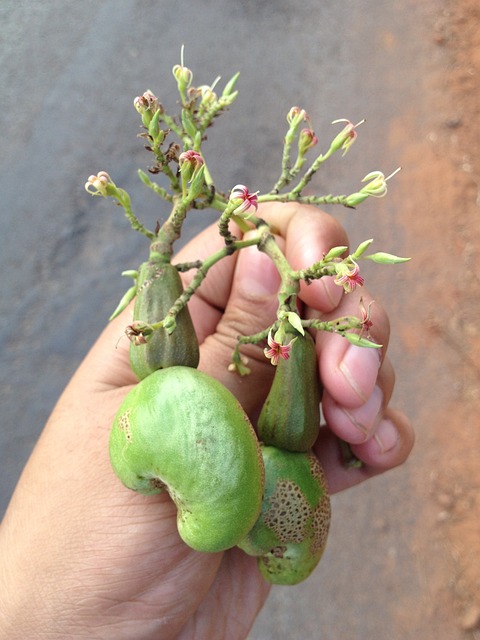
[363,252,411,264]
[352,238,374,259]
[162,315,177,335]
[181,109,198,139]
[178,150,204,183]
[344,191,369,207]
[228,353,251,377]
[219,91,239,107]
[187,164,206,200]
[148,109,164,141]
[221,71,240,98]
[324,245,349,260]
[219,72,240,106]
[121,270,138,279]
[285,311,305,336]
[109,284,137,321]
[298,128,318,155]
[344,333,381,348]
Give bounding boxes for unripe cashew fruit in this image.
[257,331,322,452]
[238,445,331,585]
[110,366,264,552]
[130,260,199,379]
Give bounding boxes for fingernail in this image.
[328,385,383,443]
[236,245,281,297]
[339,345,381,403]
[320,276,343,310]
[374,419,399,454]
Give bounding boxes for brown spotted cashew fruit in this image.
[130,260,199,379]
[109,366,264,552]
[257,331,322,452]
[237,444,331,585]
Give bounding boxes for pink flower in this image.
[330,119,365,156]
[334,259,365,293]
[179,149,204,167]
[229,184,259,214]
[359,297,374,337]
[264,331,293,366]
[178,150,204,182]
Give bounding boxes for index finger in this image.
[176,201,348,316]
[260,201,348,313]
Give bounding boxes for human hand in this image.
[0,203,414,640]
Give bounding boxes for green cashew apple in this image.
[109,366,264,553]
[238,445,331,585]
[257,331,322,452]
[130,260,199,379]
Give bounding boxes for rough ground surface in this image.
[402,1,480,634]
[1,1,479,638]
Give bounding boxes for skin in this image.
[0,203,414,640]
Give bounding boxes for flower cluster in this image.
[83,53,409,377]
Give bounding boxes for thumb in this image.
[198,240,281,415]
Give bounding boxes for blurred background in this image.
[1,1,479,638]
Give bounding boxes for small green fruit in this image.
[257,332,322,452]
[130,261,199,379]
[238,445,331,585]
[109,366,264,553]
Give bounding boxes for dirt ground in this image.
[399,0,480,634]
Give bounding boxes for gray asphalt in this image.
[1,1,435,638]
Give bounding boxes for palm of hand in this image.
[0,205,413,640]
